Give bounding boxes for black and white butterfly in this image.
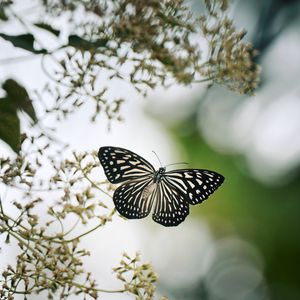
[98,146,224,227]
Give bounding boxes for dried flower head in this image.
[199,0,260,94]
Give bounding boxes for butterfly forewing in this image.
[113,177,155,219]
[164,169,224,205]
[152,179,189,226]
[98,146,155,184]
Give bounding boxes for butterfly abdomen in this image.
[142,183,156,199]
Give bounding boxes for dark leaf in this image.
[0,7,8,21]
[67,34,108,50]
[0,33,48,54]
[34,22,60,37]
[2,79,37,122]
[0,0,12,21]
[0,99,20,152]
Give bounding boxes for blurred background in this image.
[1,0,300,300]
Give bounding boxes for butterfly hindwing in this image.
[98,146,155,184]
[163,169,224,205]
[113,177,155,219]
[152,179,189,226]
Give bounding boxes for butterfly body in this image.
[153,167,166,183]
[98,146,224,227]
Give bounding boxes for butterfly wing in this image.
[113,177,155,219]
[98,146,155,184]
[163,169,224,205]
[152,179,189,226]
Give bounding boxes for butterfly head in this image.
[153,167,166,183]
[158,167,166,173]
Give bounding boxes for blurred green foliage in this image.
[169,115,300,300]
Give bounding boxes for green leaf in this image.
[0,0,12,21]
[34,22,60,37]
[2,79,37,122]
[0,33,48,54]
[0,7,8,21]
[0,99,20,152]
[67,35,108,50]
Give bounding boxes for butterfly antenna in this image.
[152,151,163,167]
[165,162,188,168]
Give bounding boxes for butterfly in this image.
[98,146,224,227]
